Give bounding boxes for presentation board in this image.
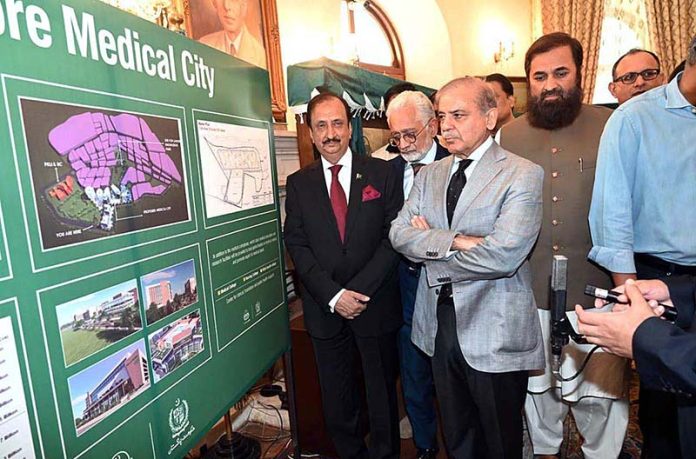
[0,0,290,457]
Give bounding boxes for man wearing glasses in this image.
[385,91,448,459]
[608,49,664,105]
[590,35,696,458]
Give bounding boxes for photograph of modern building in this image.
[57,279,143,366]
[148,310,204,383]
[69,340,150,435]
[140,259,198,325]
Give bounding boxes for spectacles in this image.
[613,68,660,84]
[388,120,432,148]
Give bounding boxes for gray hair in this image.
[437,77,497,115]
[688,35,696,66]
[386,90,435,126]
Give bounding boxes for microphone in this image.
[551,255,568,374]
[585,285,677,322]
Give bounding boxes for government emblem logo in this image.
[169,398,190,438]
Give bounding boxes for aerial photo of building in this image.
[149,311,204,383]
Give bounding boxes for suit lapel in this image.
[451,144,504,224]
[308,162,344,245]
[435,155,455,228]
[343,156,365,245]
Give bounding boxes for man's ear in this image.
[308,125,317,145]
[426,117,438,137]
[485,108,498,131]
[507,95,516,111]
[608,82,618,99]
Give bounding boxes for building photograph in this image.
[68,340,151,436]
[56,279,143,366]
[148,310,204,383]
[140,259,198,325]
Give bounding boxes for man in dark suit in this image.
[577,277,696,456]
[384,90,448,459]
[284,92,402,459]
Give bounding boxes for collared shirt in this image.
[320,149,353,311]
[320,148,352,203]
[589,73,696,273]
[448,135,492,182]
[403,140,437,197]
[222,28,245,55]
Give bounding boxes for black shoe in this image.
[416,448,438,459]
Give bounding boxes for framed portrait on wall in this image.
[185,0,267,69]
[181,0,288,122]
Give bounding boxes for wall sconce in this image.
[494,40,515,63]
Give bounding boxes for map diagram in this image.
[196,120,273,219]
[20,99,189,249]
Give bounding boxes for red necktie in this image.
[329,165,348,242]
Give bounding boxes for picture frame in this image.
[180,0,287,122]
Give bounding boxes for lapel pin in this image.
[356,173,362,180]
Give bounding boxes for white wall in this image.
[379,0,454,88]
[275,0,457,128]
[436,0,533,77]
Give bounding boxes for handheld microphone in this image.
[551,255,568,374]
[584,285,677,322]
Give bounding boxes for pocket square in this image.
[362,184,381,202]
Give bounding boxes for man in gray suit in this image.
[389,77,545,458]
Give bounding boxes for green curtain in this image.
[287,57,434,156]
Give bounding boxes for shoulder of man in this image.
[198,31,223,46]
[579,103,613,125]
[494,142,544,177]
[288,158,322,182]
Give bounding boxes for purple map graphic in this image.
[48,112,182,201]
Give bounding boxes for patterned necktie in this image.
[329,165,348,242]
[446,159,473,226]
[229,43,237,57]
[411,162,425,176]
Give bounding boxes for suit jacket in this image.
[388,138,451,201]
[199,26,267,69]
[388,140,450,317]
[634,275,696,396]
[284,154,402,339]
[633,275,696,456]
[389,142,545,373]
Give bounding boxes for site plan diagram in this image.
[196,119,273,219]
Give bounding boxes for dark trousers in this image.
[431,298,528,459]
[311,326,400,459]
[398,262,438,451]
[635,255,687,459]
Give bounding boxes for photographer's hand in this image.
[577,279,658,358]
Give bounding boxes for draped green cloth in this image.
[287,57,434,156]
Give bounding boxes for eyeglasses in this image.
[388,120,432,148]
[613,68,660,84]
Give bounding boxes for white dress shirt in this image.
[403,140,438,197]
[448,136,492,181]
[444,136,493,256]
[320,149,353,311]
[321,148,353,204]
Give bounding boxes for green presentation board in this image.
[0,0,290,457]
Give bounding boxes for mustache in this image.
[322,137,341,145]
[540,88,565,101]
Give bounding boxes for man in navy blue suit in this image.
[385,90,449,459]
[577,277,696,457]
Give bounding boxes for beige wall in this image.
[436,0,533,78]
[379,0,454,88]
[275,0,533,128]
